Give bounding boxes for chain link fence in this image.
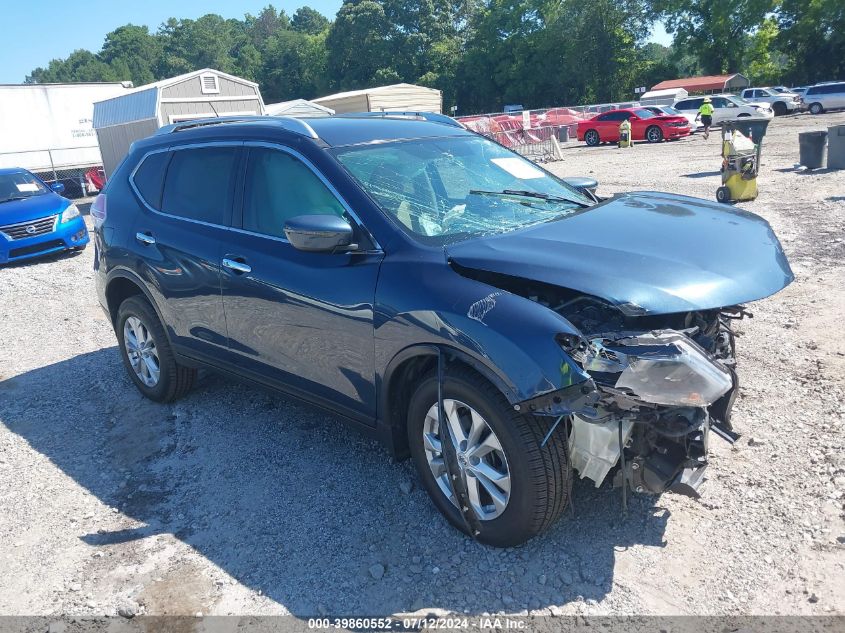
[0,147,104,199]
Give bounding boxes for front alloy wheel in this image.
[407,366,571,547]
[646,126,664,143]
[422,399,511,520]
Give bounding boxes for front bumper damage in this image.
[521,313,744,499]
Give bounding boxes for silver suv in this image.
[803,82,845,115]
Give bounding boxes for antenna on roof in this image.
[209,102,220,118]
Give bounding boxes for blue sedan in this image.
[0,168,89,265]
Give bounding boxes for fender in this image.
[103,266,172,344]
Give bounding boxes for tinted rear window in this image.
[161,146,239,225]
[132,151,170,209]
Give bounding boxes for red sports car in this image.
[577,107,691,146]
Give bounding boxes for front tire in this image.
[584,129,600,146]
[117,296,196,403]
[646,125,663,143]
[407,366,571,547]
[773,102,787,116]
[809,102,824,115]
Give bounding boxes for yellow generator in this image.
[717,119,771,203]
[618,119,633,148]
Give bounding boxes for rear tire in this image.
[116,296,196,403]
[584,129,600,146]
[809,102,824,115]
[716,186,731,203]
[407,366,571,547]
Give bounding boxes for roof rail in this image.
[334,111,465,128]
[155,115,319,139]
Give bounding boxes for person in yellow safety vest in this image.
[696,97,715,140]
[618,118,633,148]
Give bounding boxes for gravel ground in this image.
[0,112,843,619]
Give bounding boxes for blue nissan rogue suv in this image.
[94,115,792,546]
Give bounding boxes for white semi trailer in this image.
[0,82,132,197]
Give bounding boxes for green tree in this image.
[99,25,161,85]
[777,0,845,84]
[291,7,331,34]
[744,17,784,85]
[655,0,775,75]
[27,50,116,83]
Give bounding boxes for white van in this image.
[803,82,845,115]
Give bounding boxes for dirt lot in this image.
[0,112,843,620]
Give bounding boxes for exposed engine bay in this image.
[470,271,749,499]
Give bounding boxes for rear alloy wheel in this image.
[117,296,196,402]
[809,103,823,115]
[646,125,664,143]
[584,129,600,146]
[407,366,571,547]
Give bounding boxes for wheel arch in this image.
[378,344,519,460]
[105,268,168,336]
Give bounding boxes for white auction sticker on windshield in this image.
[491,157,544,179]
[16,183,38,192]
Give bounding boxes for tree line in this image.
[26,0,844,115]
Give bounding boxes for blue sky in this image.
[0,1,672,84]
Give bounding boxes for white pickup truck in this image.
[740,87,801,115]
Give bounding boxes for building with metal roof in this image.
[92,69,265,176]
[312,83,442,114]
[265,98,334,117]
[651,74,750,95]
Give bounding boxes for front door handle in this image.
[222,257,252,274]
[135,232,156,246]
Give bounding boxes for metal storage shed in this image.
[92,68,265,176]
[651,74,750,95]
[265,98,334,117]
[312,83,442,114]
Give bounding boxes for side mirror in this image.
[562,177,598,198]
[50,182,65,194]
[284,215,354,253]
[629,115,639,121]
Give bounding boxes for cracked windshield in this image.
[335,136,591,242]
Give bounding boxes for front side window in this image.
[161,146,239,225]
[0,171,48,203]
[242,148,346,238]
[335,136,590,244]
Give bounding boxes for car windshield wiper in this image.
[470,189,572,202]
[0,196,32,204]
[469,189,589,207]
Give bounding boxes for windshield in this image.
[334,136,591,243]
[727,95,749,105]
[0,171,49,203]
[660,106,682,115]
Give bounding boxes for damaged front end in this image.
[519,289,749,499]
[561,302,747,498]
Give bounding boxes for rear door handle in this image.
[135,232,155,245]
[222,257,251,274]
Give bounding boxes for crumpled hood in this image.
[446,191,794,315]
[0,193,69,226]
